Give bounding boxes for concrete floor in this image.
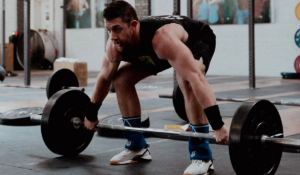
[0,70,300,175]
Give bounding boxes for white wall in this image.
[1,0,298,77]
[0,0,17,43]
[208,0,300,77]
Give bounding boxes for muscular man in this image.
[84,1,228,174]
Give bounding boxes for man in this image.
[84,1,228,175]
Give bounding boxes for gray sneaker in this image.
[110,144,152,165]
[183,159,214,175]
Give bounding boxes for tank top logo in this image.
[138,56,156,66]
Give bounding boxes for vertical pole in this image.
[148,0,151,16]
[248,0,255,88]
[24,0,30,86]
[1,0,5,69]
[187,0,192,18]
[62,0,66,57]
[173,0,180,88]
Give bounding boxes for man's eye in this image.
[116,28,121,32]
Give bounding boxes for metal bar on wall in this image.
[248,0,255,89]
[1,0,5,68]
[148,0,151,16]
[63,0,66,57]
[24,0,30,86]
[173,0,180,88]
[187,0,192,18]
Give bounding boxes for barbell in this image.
[159,85,300,122]
[31,89,300,175]
[0,68,85,99]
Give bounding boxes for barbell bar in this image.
[30,113,300,149]
[159,85,300,122]
[29,89,300,175]
[159,94,300,107]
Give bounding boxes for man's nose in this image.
[110,32,118,40]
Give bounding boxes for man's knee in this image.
[113,71,134,89]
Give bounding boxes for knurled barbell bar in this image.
[31,89,300,175]
[0,68,85,99]
[159,85,300,122]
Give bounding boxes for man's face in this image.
[105,17,134,52]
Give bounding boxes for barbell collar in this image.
[63,86,85,92]
[31,114,42,123]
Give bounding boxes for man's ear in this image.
[130,20,138,28]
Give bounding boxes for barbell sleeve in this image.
[262,136,300,149]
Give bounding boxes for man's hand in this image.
[214,125,229,145]
[84,117,99,132]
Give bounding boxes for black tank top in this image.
[120,15,209,72]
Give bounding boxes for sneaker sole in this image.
[110,155,152,165]
[183,164,214,175]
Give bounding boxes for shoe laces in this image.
[191,160,203,166]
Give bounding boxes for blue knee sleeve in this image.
[122,116,146,150]
[189,124,212,161]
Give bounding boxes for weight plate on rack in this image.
[46,68,79,99]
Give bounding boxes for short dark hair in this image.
[103,0,138,26]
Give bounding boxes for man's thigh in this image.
[114,62,152,85]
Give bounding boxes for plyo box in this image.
[0,43,14,71]
[54,61,87,87]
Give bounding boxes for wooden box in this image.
[0,43,14,71]
[54,61,87,87]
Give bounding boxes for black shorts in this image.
[139,25,216,75]
[189,26,216,74]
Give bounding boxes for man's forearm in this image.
[189,73,216,109]
[91,74,112,104]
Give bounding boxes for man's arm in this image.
[152,23,216,109]
[152,24,228,144]
[84,39,121,131]
[91,39,122,104]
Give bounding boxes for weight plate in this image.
[294,56,300,73]
[229,99,283,175]
[41,89,94,156]
[0,65,5,82]
[46,68,79,99]
[0,107,43,126]
[172,85,188,122]
[97,114,150,138]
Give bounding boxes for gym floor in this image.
[1,70,300,175]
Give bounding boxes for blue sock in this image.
[122,116,146,150]
[188,124,212,161]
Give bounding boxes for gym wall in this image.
[0,0,299,77]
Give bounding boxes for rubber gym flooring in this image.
[0,70,300,175]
